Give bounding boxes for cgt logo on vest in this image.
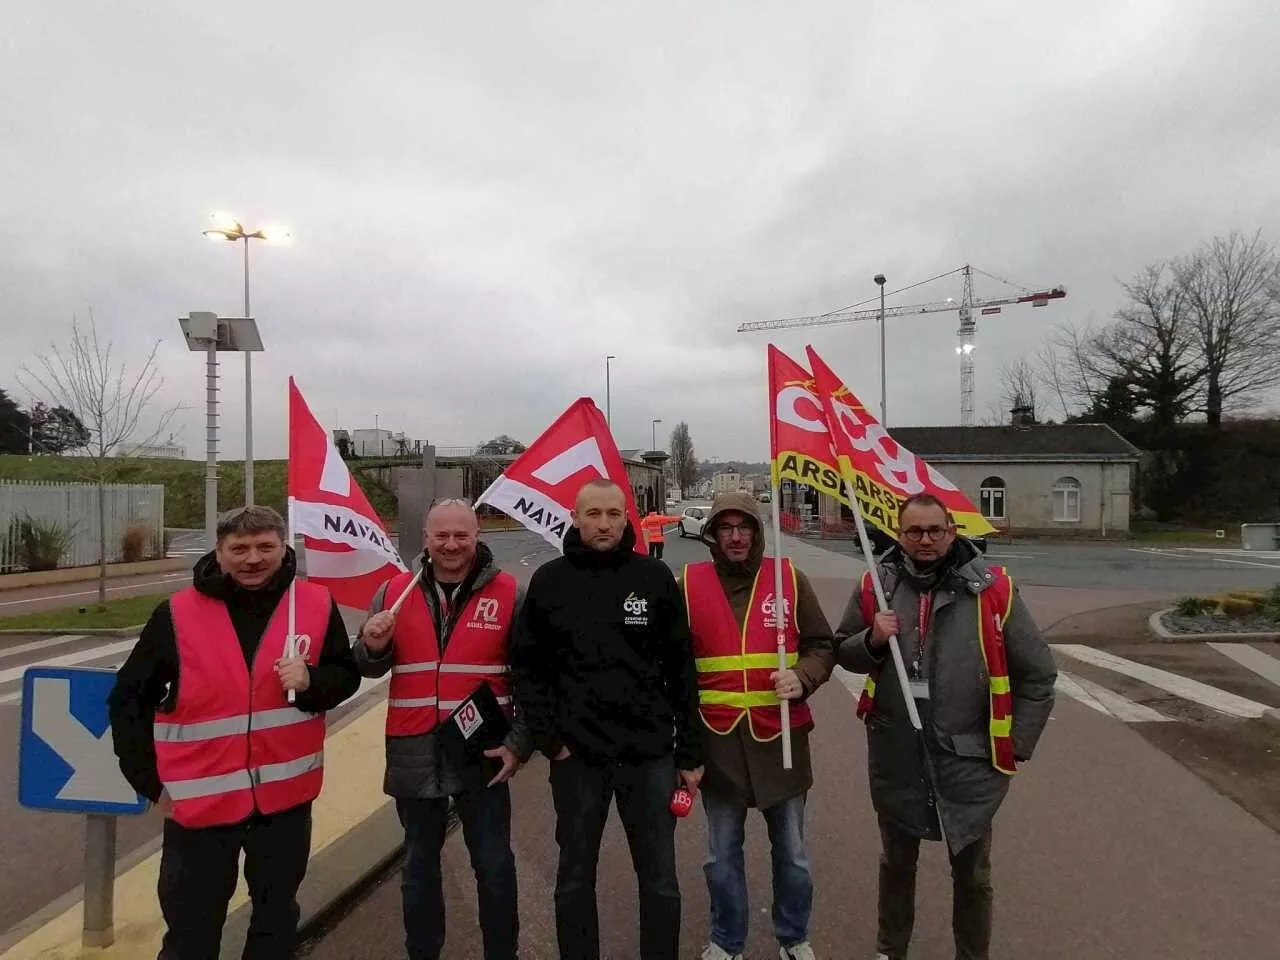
[622,592,650,627]
[466,597,506,631]
[760,593,792,629]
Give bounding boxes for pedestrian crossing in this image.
[835,641,1280,726]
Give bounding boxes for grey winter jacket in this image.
[353,542,532,799]
[836,539,1057,851]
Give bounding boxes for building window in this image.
[979,476,1006,520]
[1052,477,1081,522]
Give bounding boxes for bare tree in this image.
[1034,322,1108,420]
[998,356,1039,421]
[668,421,698,496]
[1174,231,1280,426]
[20,314,180,604]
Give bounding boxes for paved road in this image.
[303,555,1280,959]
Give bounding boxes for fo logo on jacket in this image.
[467,597,505,631]
[760,592,792,628]
[623,592,650,626]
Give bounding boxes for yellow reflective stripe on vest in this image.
[695,651,798,673]
[989,716,1012,738]
[863,675,876,696]
[699,689,779,708]
[989,675,1011,695]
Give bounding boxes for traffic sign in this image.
[18,667,148,815]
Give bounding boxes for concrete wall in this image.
[936,460,1133,534]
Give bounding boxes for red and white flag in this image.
[288,377,407,608]
[477,397,645,553]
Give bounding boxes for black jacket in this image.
[353,541,533,799]
[107,549,360,802]
[511,524,703,769]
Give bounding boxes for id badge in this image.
[908,678,930,701]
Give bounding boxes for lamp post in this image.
[651,417,662,452]
[605,355,616,429]
[874,273,887,426]
[203,213,291,505]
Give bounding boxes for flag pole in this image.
[286,496,298,705]
[843,479,948,847]
[771,474,793,770]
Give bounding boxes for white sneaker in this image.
[701,944,743,960]
[780,943,817,960]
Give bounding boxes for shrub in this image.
[1220,597,1256,619]
[1261,584,1280,623]
[121,523,155,563]
[9,514,73,572]
[1173,596,1216,617]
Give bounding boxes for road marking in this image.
[0,634,90,661]
[985,552,1046,559]
[1208,643,1280,689]
[0,638,137,687]
[0,574,188,608]
[1055,670,1170,722]
[1052,644,1270,718]
[1126,547,1280,570]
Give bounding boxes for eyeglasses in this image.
[715,522,754,536]
[902,526,952,542]
[430,498,473,508]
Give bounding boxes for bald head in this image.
[572,479,628,551]
[423,501,479,582]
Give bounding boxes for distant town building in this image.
[120,434,186,459]
[711,472,742,496]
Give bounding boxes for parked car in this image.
[664,497,677,508]
[758,492,771,503]
[678,506,708,539]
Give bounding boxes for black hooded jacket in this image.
[107,549,359,802]
[510,524,703,769]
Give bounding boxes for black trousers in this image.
[157,803,312,960]
[550,754,680,960]
[397,784,519,960]
[648,542,665,560]
[875,817,994,960]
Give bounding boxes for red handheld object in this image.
[670,787,694,818]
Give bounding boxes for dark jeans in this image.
[550,753,680,960]
[397,783,518,960]
[157,802,312,960]
[649,542,665,559]
[876,817,993,960]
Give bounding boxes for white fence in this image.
[0,480,166,573]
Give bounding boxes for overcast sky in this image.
[2,1,1278,463]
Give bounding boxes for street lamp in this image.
[651,418,663,452]
[874,273,887,426]
[203,212,292,505]
[605,355,616,429]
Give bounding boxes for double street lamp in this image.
[203,213,292,505]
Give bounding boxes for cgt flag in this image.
[288,378,407,608]
[768,344,850,508]
[804,347,996,539]
[477,397,646,553]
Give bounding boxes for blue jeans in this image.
[396,784,518,960]
[702,790,812,954]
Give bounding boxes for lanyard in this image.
[911,592,934,678]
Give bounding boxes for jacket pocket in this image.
[947,731,991,759]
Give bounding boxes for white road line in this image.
[1055,670,1170,722]
[0,634,90,661]
[985,552,1046,559]
[1208,643,1280,689]
[1197,556,1280,571]
[1126,547,1280,570]
[1052,644,1270,718]
[0,638,138,686]
[0,575,187,608]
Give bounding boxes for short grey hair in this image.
[216,505,287,542]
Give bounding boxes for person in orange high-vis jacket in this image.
[640,509,682,560]
[355,499,531,960]
[835,493,1057,960]
[108,506,360,960]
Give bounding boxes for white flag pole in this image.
[286,496,298,704]
[771,475,793,770]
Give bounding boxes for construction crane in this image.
[738,264,1066,426]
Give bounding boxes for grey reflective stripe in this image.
[438,663,508,675]
[438,696,512,710]
[163,769,253,801]
[391,661,439,675]
[250,707,316,732]
[252,751,324,786]
[154,714,250,743]
[387,696,439,708]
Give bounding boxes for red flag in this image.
[804,347,996,539]
[477,397,645,553]
[768,344,850,508]
[288,378,407,608]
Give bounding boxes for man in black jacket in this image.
[511,478,704,960]
[108,505,360,960]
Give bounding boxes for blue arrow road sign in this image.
[19,666,148,815]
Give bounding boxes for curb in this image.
[1147,608,1280,643]
[0,557,189,592]
[0,625,144,637]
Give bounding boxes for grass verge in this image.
[0,592,168,630]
